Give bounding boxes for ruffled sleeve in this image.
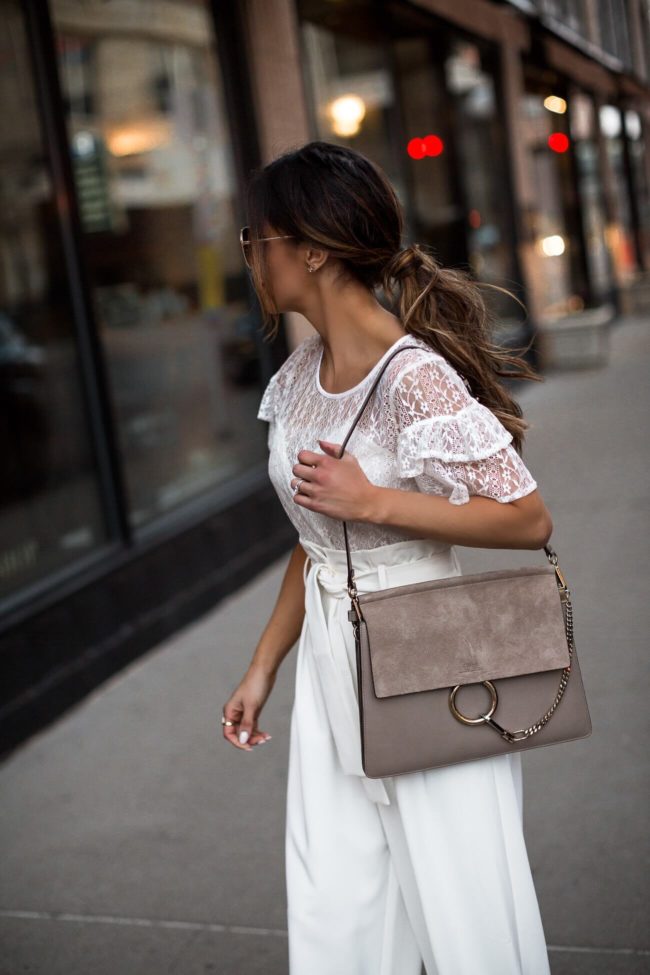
[257,370,278,422]
[257,370,279,449]
[390,353,538,505]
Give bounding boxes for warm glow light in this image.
[548,132,570,153]
[540,235,566,257]
[327,94,366,137]
[106,119,172,157]
[468,209,481,229]
[543,95,567,114]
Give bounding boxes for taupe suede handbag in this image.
[338,345,592,779]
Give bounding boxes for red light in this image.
[468,209,481,229]
[407,138,426,159]
[407,134,445,159]
[548,132,569,153]
[423,134,444,157]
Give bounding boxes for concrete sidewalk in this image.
[1,317,648,975]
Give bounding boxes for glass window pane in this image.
[624,109,650,269]
[568,87,615,301]
[51,0,266,529]
[300,7,406,199]
[0,1,107,602]
[442,37,523,331]
[393,35,461,262]
[599,102,641,283]
[519,66,589,317]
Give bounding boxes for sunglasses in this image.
[239,226,296,270]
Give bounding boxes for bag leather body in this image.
[349,564,592,778]
[336,344,593,779]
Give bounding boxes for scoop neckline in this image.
[315,333,416,399]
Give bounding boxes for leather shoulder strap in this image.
[334,344,562,609]
[337,344,433,593]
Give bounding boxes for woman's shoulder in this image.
[285,331,321,369]
[257,333,320,422]
[274,332,321,384]
[379,335,467,399]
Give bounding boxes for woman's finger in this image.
[249,728,273,746]
[222,703,252,751]
[222,723,271,751]
[221,703,271,751]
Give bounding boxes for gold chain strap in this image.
[451,545,575,743]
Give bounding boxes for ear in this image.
[304,244,329,270]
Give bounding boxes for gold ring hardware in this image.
[449,680,498,725]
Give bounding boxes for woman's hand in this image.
[290,440,379,522]
[222,665,276,752]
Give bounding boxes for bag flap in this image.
[358,566,570,699]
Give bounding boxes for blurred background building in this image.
[1,0,648,754]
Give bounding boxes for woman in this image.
[222,140,553,975]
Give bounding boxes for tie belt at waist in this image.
[299,535,461,805]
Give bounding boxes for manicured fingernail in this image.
[239,730,249,744]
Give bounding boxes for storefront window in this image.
[392,34,463,265]
[623,108,650,271]
[0,1,106,602]
[300,5,523,340]
[394,31,523,333]
[568,87,615,302]
[519,66,589,318]
[538,0,589,37]
[51,0,266,529]
[597,0,633,68]
[442,36,522,335]
[599,102,638,284]
[299,1,406,201]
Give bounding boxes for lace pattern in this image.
[257,332,537,550]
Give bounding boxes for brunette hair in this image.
[245,140,543,453]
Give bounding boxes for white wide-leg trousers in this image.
[285,536,551,975]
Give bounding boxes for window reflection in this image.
[599,102,640,284]
[624,109,650,270]
[393,35,461,264]
[442,37,523,333]
[0,1,105,601]
[300,5,525,338]
[52,0,266,528]
[568,88,614,302]
[300,7,406,201]
[520,66,589,318]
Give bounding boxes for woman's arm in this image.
[364,486,553,551]
[247,540,308,678]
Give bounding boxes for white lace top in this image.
[257,332,538,551]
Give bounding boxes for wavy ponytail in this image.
[380,244,543,453]
[245,140,543,455]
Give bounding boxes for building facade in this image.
[1,0,648,753]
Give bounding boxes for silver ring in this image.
[292,478,304,494]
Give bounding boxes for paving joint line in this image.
[0,909,648,956]
[0,909,288,938]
